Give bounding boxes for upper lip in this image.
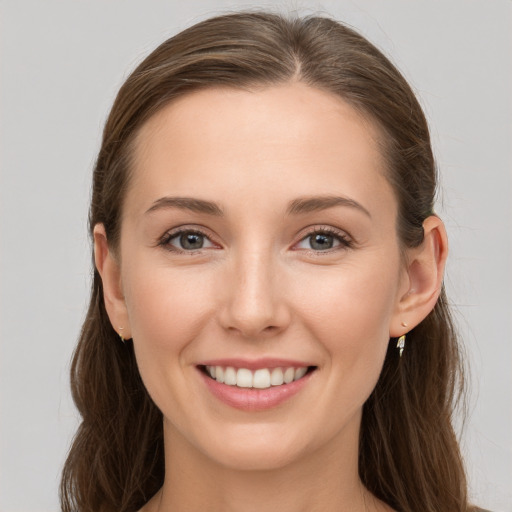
[197,358,314,370]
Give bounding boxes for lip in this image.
[197,362,316,412]
[197,357,311,370]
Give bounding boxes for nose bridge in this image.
[220,244,288,337]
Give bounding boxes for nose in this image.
[218,250,291,339]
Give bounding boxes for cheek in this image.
[121,264,219,420]
[291,259,400,370]
[121,263,216,402]
[124,265,213,346]
[289,263,399,429]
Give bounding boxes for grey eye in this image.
[295,229,351,252]
[309,233,335,250]
[179,232,205,250]
[165,230,215,251]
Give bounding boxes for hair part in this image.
[61,12,472,512]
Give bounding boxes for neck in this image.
[143,418,388,512]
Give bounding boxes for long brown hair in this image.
[61,12,472,512]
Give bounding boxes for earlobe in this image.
[390,216,448,337]
[93,224,132,339]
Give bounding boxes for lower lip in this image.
[198,368,315,411]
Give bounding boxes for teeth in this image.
[270,368,284,386]
[224,366,237,386]
[205,365,310,388]
[283,367,295,384]
[295,367,308,380]
[236,368,253,388]
[253,369,271,389]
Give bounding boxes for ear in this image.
[93,223,132,339]
[390,216,448,337]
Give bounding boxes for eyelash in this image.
[158,228,218,255]
[158,226,354,255]
[297,227,354,254]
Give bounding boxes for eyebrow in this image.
[286,195,371,218]
[145,194,371,218]
[146,197,224,216]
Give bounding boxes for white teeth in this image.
[253,369,271,389]
[236,368,253,388]
[270,367,284,386]
[294,367,308,380]
[205,365,311,388]
[283,367,295,384]
[224,366,237,385]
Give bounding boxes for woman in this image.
[60,12,483,512]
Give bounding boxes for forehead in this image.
[128,83,394,217]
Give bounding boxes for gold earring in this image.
[397,334,406,357]
[118,326,125,343]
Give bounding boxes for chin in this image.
[190,421,325,472]
[207,442,305,472]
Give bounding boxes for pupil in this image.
[311,233,333,250]
[181,233,203,250]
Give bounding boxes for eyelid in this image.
[156,223,354,254]
[158,225,221,253]
[292,225,354,252]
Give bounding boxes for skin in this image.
[95,83,447,512]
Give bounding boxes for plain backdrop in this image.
[1,1,511,511]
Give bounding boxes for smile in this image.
[197,362,317,411]
[203,365,312,389]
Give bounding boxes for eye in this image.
[161,229,216,252]
[295,228,352,252]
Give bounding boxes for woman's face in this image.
[116,83,409,470]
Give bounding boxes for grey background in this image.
[1,1,511,510]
